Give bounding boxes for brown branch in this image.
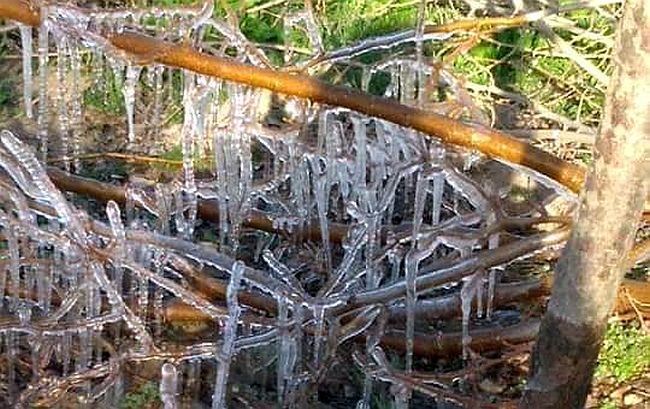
[388,278,552,322]
[0,0,586,193]
[46,166,349,243]
[380,319,541,359]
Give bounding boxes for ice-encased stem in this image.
[20,24,33,119]
[487,233,500,319]
[212,262,243,409]
[37,7,49,161]
[352,117,367,194]
[412,173,428,241]
[160,362,179,409]
[181,71,198,239]
[460,272,482,359]
[415,0,427,107]
[69,41,83,171]
[4,221,20,309]
[276,296,294,406]
[404,249,418,375]
[357,309,387,409]
[431,171,444,225]
[55,35,70,170]
[123,65,141,150]
[152,65,164,141]
[310,157,331,274]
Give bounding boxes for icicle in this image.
[3,221,21,310]
[363,195,380,289]
[138,269,149,319]
[404,249,418,375]
[6,332,17,399]
[193,76,212,155]
[399,62,416,105]
[36,259,52,313]
[476,270,484,319]
[180,71,197,239]
[152,251,165,338]
[276,296,295,406]
[310,157,332,274]
[431,171,444,225]
[154,184,171,235]
[173,187,188,239]
[151,65,164,142]
[160,363,179,409]
[28,332,39,381]
[361,66,372,93]
[412,172,428,242]
[352,116,367,195]
[460,273,482,359]
[20,24,33,119]
[486,233,500,319]
[212,262,243,409]
[292,302,304,376]
[415,0,427,107]
[69,41,83,171]
[325,119,342,197]
[55,34,71,169]
[312,302,326,368]
[123,65,141,149]
[213,120,229,251]
[356,311,387,409]
[37,6,50,161]
[107,200,126,310]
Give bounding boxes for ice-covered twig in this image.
[0,1,588,193]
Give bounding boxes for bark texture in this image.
[520,0,650,407]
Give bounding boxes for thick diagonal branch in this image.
[0,0,586,193]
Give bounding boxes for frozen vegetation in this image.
[0,1,580,407]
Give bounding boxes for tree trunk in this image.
[519,0,650,407]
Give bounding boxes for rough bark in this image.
[519,0,650,407]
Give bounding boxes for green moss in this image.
[120,382,161,409]
[596,322,650,384]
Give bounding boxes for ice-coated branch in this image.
[46,166,350,244]
[0,0,587,193]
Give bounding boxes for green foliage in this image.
[78,0,616,130]
[598,398,620,409]
[0,36,15,110]
[84,57,125,115]
[120,382,161,409]
[596,322,650,384]
[159,144,212,172]
[322,0,416,49]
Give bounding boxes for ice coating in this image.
[0,1,579,406]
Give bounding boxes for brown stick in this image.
[0,0,586,193]
[380,319,541,359]
[388,278,552,322]
[46,166,348,243]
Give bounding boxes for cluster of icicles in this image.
[0,1,575,408]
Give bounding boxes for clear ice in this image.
[0,2,577,407]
